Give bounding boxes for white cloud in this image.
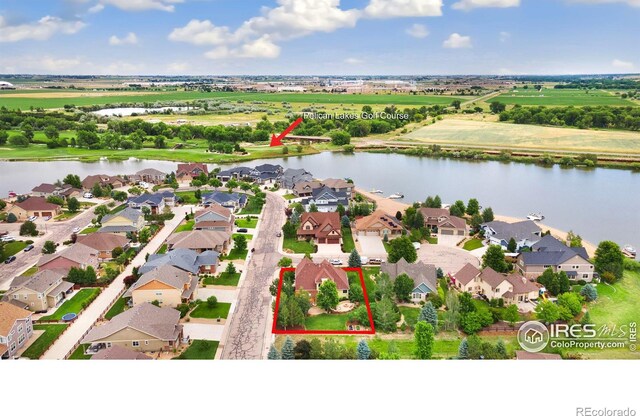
[0,55,82,73]
[452,0,520,10]
[96,0,183,12]
[499,31,510,42]
[406,23,429,38]
[364,0,442,18]
[109,32,138,45]
[0,15,85,43]
[612,59,634,70]
[567,0,640,7]
[205,35,281,59]
[168,20,233,45]
[443,33,472,48]
[344,57,364,65]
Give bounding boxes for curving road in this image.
[221,192,286,360]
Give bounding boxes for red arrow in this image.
[270,117,303,147]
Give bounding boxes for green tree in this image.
[414,321,435,359]
[267,344,281,360]
[317,280,340,312]
[374,273,394,301]
[557,292,582,317]
[374,297,399,332]
[580,284,598,302]
[341,215,350,228]
[496,339,507,358]
[470,213,483,229]
[19,221,38,237]
[504,304,520,327]
[418,301,438,331]
[330,130,351,146]
[233,234,247,252]
[207,295,218,308]
[393,273,415,302]
[278,257,293,267]
[451,99,462,110]
[481,207,495,223]
[594,241,625,281]
[348,249,362,267]
[466,198,480,215]
[387,236,417,263]
[482,245,508,273]
[138,228,151,244]
[460,312,483,334]
[67,197,80,213]
[9,133,29,147]
[356,339,371,360]
[535,300,560,324]
[63,174,82,189]
[507,238,518,253]
[281,337,295,360]
[42,240,57,254]
[0,130,8,145]
[6,213,17,223]
[349,283,364,303]
[294,340,312,359]
[458,338,469,359]
[490,101,506,114]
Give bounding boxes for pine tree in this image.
[268,344,281,360]
[580,284,598,302]
[458,338,469,359]
[496,339,507,358]
[418,301,438,331]
[348,249,362,268]
[356,339,371,360]
[281,337,295,360]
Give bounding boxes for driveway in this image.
[357,235,387,258]
[182,323,225,341]
[196,287,238,303]
[417,244,479,275]
[316,244,343,256]
[437,234,465,248]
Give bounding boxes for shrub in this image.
[207,296,218,308]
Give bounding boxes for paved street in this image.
[42,205,193,360]
[221,192,286,360]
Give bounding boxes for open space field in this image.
[39,288,101,321]
[488,88,635,106]
[175,340,219,360]
[401,118,640,155]
[21,324,68,359]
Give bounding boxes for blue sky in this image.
[0,0,638,75]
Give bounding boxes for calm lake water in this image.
[0,152,638,251]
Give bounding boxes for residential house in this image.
[297,212,342,245]
[380,258,437,303]
[166,230,231,254]
[355,210,404,239]
[57,185,82,200]
[81,174,124,190]
[253,163,283,184]
[30,183,58,197]
[0,302,33,359]
[201,192,247,211]
[302,186,349,213]
[451,263,540,305]
[293,181,323,197]
[99,207,145,234]
[419,207,469,237]
[280,168,313,189]
[216,166,258,182]
[135,168,167,184]
[37,244,100,274]
[294,258,349,303]
[91,345,152,360]
[321,178,354,199]
[193,206,234,233]
[139,248,219,275]
[31,183,82,200]
[176,163,208,183]
[7,197,62,221]
[3,270,73,312]
[76,233,130,262]
[127,191,176,214]
[81,303,183,353]
[124,264,198,307]
[482,220,542,251]
[517,235,595,282]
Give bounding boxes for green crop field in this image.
[488,88,635,106]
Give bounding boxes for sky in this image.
[0,0,639,76]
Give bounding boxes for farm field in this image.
[401,118,640,155]
[488,88,636,106]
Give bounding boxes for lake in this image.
[0,152,638,251]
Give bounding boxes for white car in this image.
[138,181,149,189]
[72,227,81,234]
[27,216,37,222]
[83,192,94,199]
[360,256,369,265]
[1,235,15,243]
[329,258,343,266]
[413,242,421,250]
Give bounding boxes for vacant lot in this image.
[488,88,635,107]
[401,118,640,154]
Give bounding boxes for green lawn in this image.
[220,248,248,261]
[235,217,258,229]
[399,306,421,328]
[239,195,265,214]
[174,340,219,360]
[488,88,635,107]
[233,233,253,240]
[587,271,640,328]
[203,272,241,286]
[105,296,127,320]
[39,288,101,321]
[79,226,100,235]
[156,244,168,254]
[175,191,199,204]
[174,220,194,233]
[348,269,377,299]
[341,227,355,253]
[0,241,27,262]
[305,313,350,331]
[283,237,315,254]
[283,194,297,200]
[20,266,39,277]
[21,324,68,359]
[54,210,81,221]
[68,344,92,360]
[190,302,231,319]
[463,239,484,251]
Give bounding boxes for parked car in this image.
[1,235,15,243]
[27,216,37,222]
[72,227,81,234]
[237,228,248,233]
[413,242,421,250]
[43,216,51,221]
[23,244,34,252]
[360,256,369,265]
[369,258,383,265]
[330,258,343,265]
[4,256,16,264]
[83,192,94,199]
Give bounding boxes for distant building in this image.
[297,212,342,245]
[3,270,73,312]
[355,210,404,239]
[201,191,247,211]
[381,258,437,303]
[302,186,349,213]
[280,168,313,189]
[139,248,219,275]
[81,175,124,190]
[124,264,198,307]
[99,207,145,234]
[127,191,176,214]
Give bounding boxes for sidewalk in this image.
[42,205,193,360]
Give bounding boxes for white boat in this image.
[99,157,108,161]
[527,213,545,221]
[389,193,404,199]
[370,189,383,194]
[623,245,637,258]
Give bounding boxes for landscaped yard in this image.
[304,313,350,331]
[39,288,101,321]
[190,302,231,319]
[203,272,241,286]
[283,194,297,200]
[341,226,355,253]
[361,267,379,296]
[175,340,219,360]
[283,237,315,254]
[463,239,484,251]
[54,210,82,220]
[233,233,253,240]
[239,195,265,215]
[175,191,199,204]
[220,248,248,261]
[175,220,194,233]
[68,344,91,360]
[235,217,258,228]
[20,266,39,277]
[0,241,28,262]
[156,244,168,254]
[21,324,68,359]
[80,226,100,235]
[105,296,127,320]
[399,306,421,328]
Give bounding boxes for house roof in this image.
[478,267,506,289]
[0,302,32,337]
[136,168,166,177]
[201,191,247,206]
[128,191,175,207]
[255,163,282,173]
[76,233,129,252]
[37,244,99,268]
[453,263,481,285]
[482,220,541,243]
[176,163,208,176]
[194,221,233,230]
[297,212,341,238]
[125,264,191,297]
[14,197,60,212]
[7,269,65,294]
[82,303,181,343]
[303,187,349,206]
[295,258,349,292]
[194,205,233,222]
[82,174,123,189]
[98,225,139,233]
[380,258,437,293]
[91,345,152,360]
[101,207,143,225]
[521,235,591,267]
[355,210,404,232]
[418,207,450,218]
[293,181,323,194]
[139,248,218,275]
[438,215,467,229]
[322,178,352,189]
[505,274,540,295]
[166,230,231,250]
[31,183,57,193]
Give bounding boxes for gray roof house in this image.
[127,191,176,214]
[216,166,259,182]
[380,258,438,303]
[139,248,219,275]
[201,191,247,211]
[302,186,349,213]
[99,207,145,234]
[280,168,313,189]
[481,220,542,251]
[517,235,595,281]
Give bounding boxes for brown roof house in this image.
[166,230,231,254]
[297,212,342,245]
[321,178,354,199]
[355,210,404,239]
[134,168,167,184]
[76,232,130,261]
[37,244,100,274]
[81,302,183,354]
[3,270,73,312]
[293,181,323,197]
[91,345,152,360]
[294,258,349,303]
[419,207,469,238]
[193,206,234,233]
[30,183,58,197]
[82,174,125,190]
[452,263,540,305]
[176,163,208,183]
[7,197,62,221]
[124,264,198,307]
[0,301,33,359]
[380,258,437,303]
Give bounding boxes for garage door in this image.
[42,212,52,217]
[327,238,340,244]
[366,231,379,236]
[440,229,454,235]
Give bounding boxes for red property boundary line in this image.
[272,267,376,335]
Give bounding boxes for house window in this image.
[17,325,23,333]
[583,274,589,278]
[132,341,140,347]
[10,343,16,352]
[145,340,149,345]
[13,294,18,299]
[558,265,562,269]
[155,292,162,296]
[107,342,112,348]
[495,288,500,293]
[343,290,348,294]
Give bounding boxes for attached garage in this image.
[327,238,340,244]
[440,229,454,235]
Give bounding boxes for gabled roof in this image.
[6,269,65,294]
[380,258,437,293]
[13,197,60,212]
[482,220,541,243]
[125,264,191,297]
[82,303,181,343]
[194,205,233,222]
[101,207,143,225]
[201,191,247,206]
[322,178,352,189]
[438,215,467,229]
[166,230,231,250]
[82,174,123,189]
[418,207,450,218]
[307,186,348,203]
[37,244,99,268]
[136,168,166,177]
[295,258,349,292]
[128,191,175,207]
[176,163,208,176]
[453,263,481,285]
[478,267,506,289]
[76,233,129,252]
[91,345,152,360]
[293,181,323,194]
[355,210,404,232]
[255,163,282,173]
[31,183,57,193]
[0,302,32,337]
[505,274,540,295]
[297,212,341,238]
[139,248,218,275]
